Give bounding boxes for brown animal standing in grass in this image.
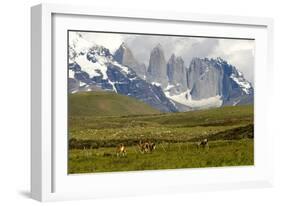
[138,140,156,153]
[116,143,126,157]
[197,138,209,150]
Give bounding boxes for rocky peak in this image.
[187,57,253,104]
[114,43,147,79]
[69,39,177,112]
[120,41,126,48]
[166,54,187,93]
[147,44,168,87]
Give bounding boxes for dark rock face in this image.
[187,57,253,105]
[107,64,177,112]
[147,44,168,87]
[68,33,253,112]
[68,45,177,112]
[187,58,224,100]
[167,54,187,93]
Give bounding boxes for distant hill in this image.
[69,91,161,117]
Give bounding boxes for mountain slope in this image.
[69,92,161,117]
[165,57,254,110]
[68,32,178,112]
[114,43,147,79]
[68,32,253,113]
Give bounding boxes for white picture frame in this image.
[31,3,274,202]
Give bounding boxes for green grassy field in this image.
[69,91,160,117]
[69,139,253,173]
[68,92,254,174]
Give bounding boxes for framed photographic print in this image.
[31,3,274,201]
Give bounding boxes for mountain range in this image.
[68,33,254,112]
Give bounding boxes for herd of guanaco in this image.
[116,140,156,156]
[116,139,209,157]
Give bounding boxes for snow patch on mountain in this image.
[68,33,178,112]
[230,73,252,95]
[107,78,117,92]
[152,82,161,87]
[68,32,253,112]
[165,90,223,109]
[71,89,78,94]
[75,55,107,79]
[69,69,75,79]
[233,99,241,106]
[69,32,94,61]
[111,61,130,75]
[79,82,86,87]
[166,83,175,90]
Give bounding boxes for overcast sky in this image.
[78,31,255,84]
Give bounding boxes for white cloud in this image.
[208,39,255,84]
[124,36,219,67]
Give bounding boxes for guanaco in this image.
[116,143,126,157]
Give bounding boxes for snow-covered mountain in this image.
[68,32,254,112]
[164,57,253,110]
[68,33,178,112]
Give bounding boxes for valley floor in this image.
[68,104,254,174]
[68,139,253,174]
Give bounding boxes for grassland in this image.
[69,139,253,173]
[69,92,160,117]
[68,92,254,174]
